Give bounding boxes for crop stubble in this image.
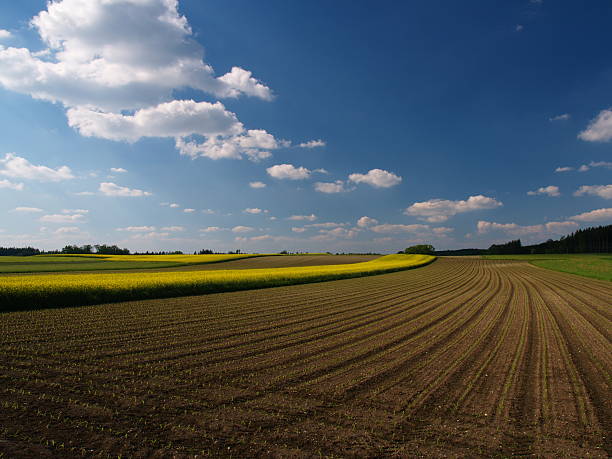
[0,257,609,457]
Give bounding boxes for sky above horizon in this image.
[0,0,611,253]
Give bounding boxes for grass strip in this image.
[0,255,435,311]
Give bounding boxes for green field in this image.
[0,253,269,273]
[0,254,435,311]
[483,253,612,282]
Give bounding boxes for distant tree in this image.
[279,250,288,255]
[94,244,130,255]
[198,249,214,254]
[0,246,40,256]
[403,244,435,255]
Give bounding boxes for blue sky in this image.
[0,0,610,253]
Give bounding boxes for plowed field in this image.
[0,258,610,457]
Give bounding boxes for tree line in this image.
[434,224,611,256]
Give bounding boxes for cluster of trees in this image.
[434,225,611,256]
[0,246,41,256]
[399,244,435,255]
[61,244,130,255]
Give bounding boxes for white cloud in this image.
[370,224,429,234]
[305,222,346,229]
[232,225,254,233]
[110,167,127,173]
[217,67,273,101]
[527,185,560,197]
[160,226,184,232]
[244,208,266,214]
[578,165,590,172]
[54,226,82,235]
[176,129,283,161]
[477,220,578,236]
[0,179,24,190]
[312,227,359,241]
[202,208,215,214]
[183,208,196,213]
[314,180,349,193]
[288,214,317,222]
[99,182,152,197]
[579,109,612,142]
[549,114,570,121]
[574,185,612,199]
[433,227,454,235]
[267,164,311,180]
[348,169,402,188]
[75,191,94,195]
[169,203,180,208]
[0,30,12,40]
[405,195,502,222]
[0,0,284,161]
[40,213,85,223]
[12,207,43,213]
[291,227,306,233]
[68,100,242,142]
[589,161,612,169]
[62,208,88,214]
[570,208,612,222]
[298,139,326,148]
[200,226,225,233]
[0,153,74,181]
[117,226,156,232]
[0,0,271,112]
[249,181,266,189]
[555,166,573,173]
[356,216,378,228]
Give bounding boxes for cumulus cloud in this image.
[287,214,317,221]
[549,114,570,121]
[578,165,590,172]
[99,182,152,197]
[370,224,429,234]
[555,166,573,173]
[175,129,285,161]
[160,226,184,232]
[477,220,578,236]
[298,139,326,148]
[0,179,24,190]
[0,0,271,111]
[433,227,454,235]
[232,225,254,233]
[54,226,82,235]
[0,0,290,160]
[0,153,73,181]
[291,227,307,233]
[574,185,612,199]
[249,181,266,189]
[117,226,156,232]
[200,226,225,233]
[356,216,378,228]
[527,185,560,197]
[579,109,612,142]
[110,167,127,173]
[314,180,349,193]
[183,208,195,213]
[68,100,242,142]
[40,213,85,223]
[244,208,267,214]
[12,207,43,213]
[404,195,502,222]
[267,164,311,180]
[169,203,180,208]
[348,169,402,188]
[0,30,12,40]
[570,208,612,222]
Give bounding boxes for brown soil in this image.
[0,257,609,457]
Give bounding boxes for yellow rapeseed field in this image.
[0,254,435,310]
